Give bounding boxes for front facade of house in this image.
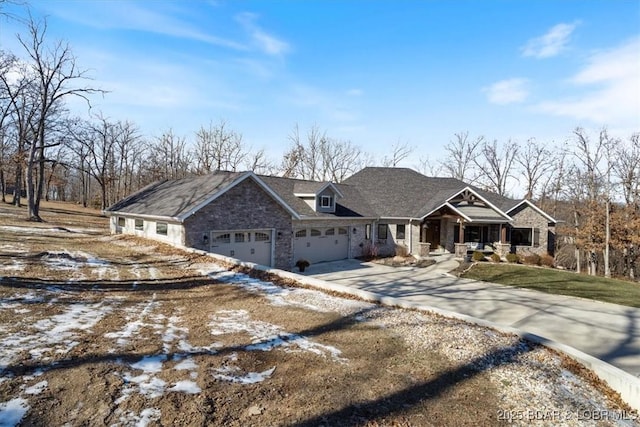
[106,168,556,270]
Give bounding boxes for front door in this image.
[424,220,440,247]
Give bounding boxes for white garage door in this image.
[294,227,349,264]
[210,229,272,266]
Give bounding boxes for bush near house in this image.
[472,251,486,262]
[490,253,501,263]
[540,254,555,268]
[523,253,541,266]
[506,253,520,263]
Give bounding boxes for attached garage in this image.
[293,227,349,264]
[210,229,273,266]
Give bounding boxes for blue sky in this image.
[1,0,639,168]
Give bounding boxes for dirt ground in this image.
[0,201,637,426]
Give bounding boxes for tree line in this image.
[1,14,638,281]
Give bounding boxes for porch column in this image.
[500,225,507,243]
[458,221,464,243]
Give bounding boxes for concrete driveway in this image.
[304,256,640,377]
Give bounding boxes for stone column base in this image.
[455,243,468,259]
[418,242,431,257]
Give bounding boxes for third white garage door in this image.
[294,227,349,264]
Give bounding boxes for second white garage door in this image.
[210,229,272,266]
[294,227,349,264]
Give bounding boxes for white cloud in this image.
[51,2,246,50]
[483,78,530,105]
[536,37,640,129]
[236,13,290,56]
[521,22,579,59]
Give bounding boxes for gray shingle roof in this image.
[105,171,242,219]
[343,167,466,217]
[107,167,535,223]
[259,175,376,218]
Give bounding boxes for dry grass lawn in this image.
[0,201,635,426]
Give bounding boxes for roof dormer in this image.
[294,181,343,213]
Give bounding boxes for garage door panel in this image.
[210,230,272,266]
[294,227,348,264]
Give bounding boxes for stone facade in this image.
[508,203,555,256]
[183,179,293,270]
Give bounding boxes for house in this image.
[105,167,556,269]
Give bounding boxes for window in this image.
[338,228,347,235]
[255,232,270,242]
[214,233,231,244]
[310,229,321,237]
[325,228,335,236]
[377,224,388,240]
[511,228,532,246]
[156,222,168,236]
[365,224,371,240]
[117,217,125,227]
[234,232,245,243]
[396,224,406,240]
[295,229,307,238]
[134,219,143,230]
[320,195,333,208]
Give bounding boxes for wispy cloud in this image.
[536,37,640,128]
[51,2,246,50]
[483,78,530,105]
[521,22,579,59]
[236,12,290,56]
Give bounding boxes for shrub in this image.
[295,259,310,272]
[523,253,541,266]
[362,242,379,260]
[540,253,555,268]
[506,253,519,263]
[395,244,409,257]
[472,251,486,262]
[490,253,501,263]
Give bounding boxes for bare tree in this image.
[440,131,483,182]
[514,138,557,199]
[193,120,247,173]
[148,129,191,181]
[280,124,366,182]
[16,17,101,220]
[381,140,413,167]
[474,139,519,196]
[416,155,442,176]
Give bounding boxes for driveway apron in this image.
[305,257,640,377]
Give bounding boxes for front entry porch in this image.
[419,217,511,259]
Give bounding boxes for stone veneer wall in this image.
[183,178,293,270]
[509,204,554,256]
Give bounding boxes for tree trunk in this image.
[604,199,611,278]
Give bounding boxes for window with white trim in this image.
[396,224,406,240]
[117,217,125,227]
[134,219,143,230]
[156,222,168,236]
[320,195,333,208]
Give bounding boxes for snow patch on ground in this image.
[213,366,276,384]
[116,407,160,427]
[0,397,29,427]
[210,309,346,363]
[202,268,373,315]
[169,380,201,394]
